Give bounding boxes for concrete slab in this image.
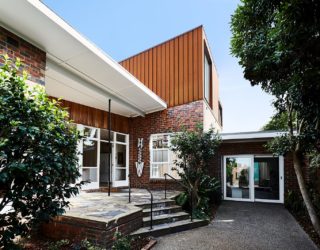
[153,201,318,250]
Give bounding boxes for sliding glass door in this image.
[224,155,284,203]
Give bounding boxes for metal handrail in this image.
[164,173,194,222]
[128,174,154,230]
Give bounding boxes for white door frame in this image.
[223,154,284,203]
[112,132,129,187]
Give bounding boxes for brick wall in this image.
[210,140,309,200]
[41,210,143,248]
[129,100,204,189]
[0,26,46,85]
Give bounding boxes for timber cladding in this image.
[58,99,129,134]
[119,26,205,107]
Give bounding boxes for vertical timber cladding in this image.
[59,99,129,134]
[119,26,204,107]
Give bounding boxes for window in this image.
[150,134,180,179]
[204,50,212,106]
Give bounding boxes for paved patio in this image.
[153,201,318,250]
[64,189,179,223]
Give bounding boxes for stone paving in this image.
[64,189,179,223]
[153,201,318,250]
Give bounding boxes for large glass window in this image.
[204,52,211,105]
[150,134,180,179]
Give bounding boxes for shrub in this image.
[0,56,82,248]
[171,125,221,218]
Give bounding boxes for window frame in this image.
[203,45,213,108]
[149,133,179,179]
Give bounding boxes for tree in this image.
[0,56,82,247]
[231,0,320,236]
[170,125,221,218]
[262,112,296,131]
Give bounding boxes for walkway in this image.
[154,201,318,250]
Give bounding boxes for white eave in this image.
[221,131,286,141]
[0,0,167,117]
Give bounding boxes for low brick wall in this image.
[41,210,143,248]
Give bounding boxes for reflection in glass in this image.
[82,168,97,182]
[254,158,279,200]
[83,140,97,167]
[226,157,251,199]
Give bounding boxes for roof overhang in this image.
[0,0,167,117]
[221,131,286,143]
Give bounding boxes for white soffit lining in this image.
[0,0,167,116]
[221,131,286,141]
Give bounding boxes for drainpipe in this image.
[108,99,111,196]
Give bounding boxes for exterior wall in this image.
[59,99,130,134]
[129,100,204,189]
[41,210,142,248]
[120,26,204,108]
[203,101,221,132]
[0,26,46,85]
[210,140,309,200]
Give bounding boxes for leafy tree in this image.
[231,0,320,235]
[262,112,296,131]
[170,125,221,218]
[0,56,82,247]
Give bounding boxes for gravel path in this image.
[153,201,318,250]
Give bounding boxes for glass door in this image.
[78,125,100,190]
[113,133,129,187]
[224,155,254,201]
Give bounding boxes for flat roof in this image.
[0,0,167,117]
[221,131,286,141]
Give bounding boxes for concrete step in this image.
[135,199,176,209]
[142,205,182,217]
[131,219,209,238]
[143,211,190,227]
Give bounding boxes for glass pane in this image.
[152,135,169,149]
[100,129,114,141]
[100,142,111,184]
[226,157,251,199]
[151,165,159,178]
[254,157,279,200]
[153,150,168,162]
[116,134,126,143]
[116,144,126,167]
[204,54,211,103]
[151,164,168,178]
[82,168,97,182]
[83,140,97,167]
[84,127,98,138]
[115,169,126,181]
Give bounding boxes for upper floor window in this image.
[204,50,212,106]
[150,134,180,179]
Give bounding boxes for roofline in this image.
[119,25,204,63]
[221,130,287,141]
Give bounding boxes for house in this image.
[0,0,222,192]
[0,0,311,206]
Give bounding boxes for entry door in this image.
[224,155,254,201]
[224,155,284,203]
[112,133,129,187]
[78,125,100,190]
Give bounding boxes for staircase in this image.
[131,199,208,238]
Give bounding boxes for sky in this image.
[43,0,274,133]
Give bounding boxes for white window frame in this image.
[149,133,179,179]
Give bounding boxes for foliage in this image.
[171,125,221,218]
[262,112,296,131]
[48,239,71,250]
[0,56,82,248]
[231,0,320,235]
[111,232,132,250]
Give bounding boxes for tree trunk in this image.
[293,150,320,236]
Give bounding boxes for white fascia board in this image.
[28,0,167,110]
[221,131,287,141]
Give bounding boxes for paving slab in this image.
[153,201,318,250]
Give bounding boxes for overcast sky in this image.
[43,0,274,132]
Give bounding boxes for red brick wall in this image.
[41,210,143,248]
[210,140,309,200]
[129,100,204,189]
[0,26,46,85]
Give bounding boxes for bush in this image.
[111,232,132,250]
[0,56,82,248]
[171,125,221,219]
